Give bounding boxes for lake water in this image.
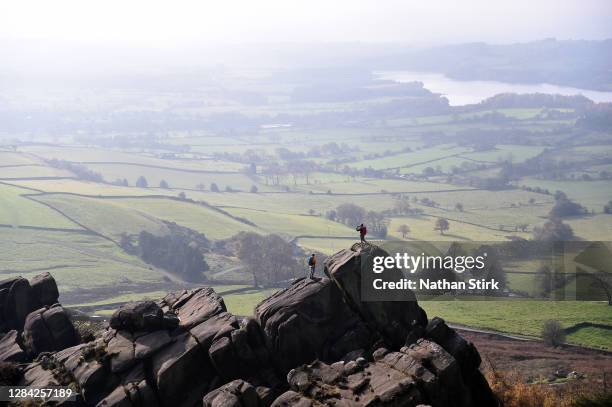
[375,70,612,106]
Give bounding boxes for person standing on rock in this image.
[308,254,317,278]
[356,223,367,243]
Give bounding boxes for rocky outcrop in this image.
[256,277,376,374]
[0,273,79,363]
[4,245,498,407]
[324,246,428,348]
[16,288,282,406]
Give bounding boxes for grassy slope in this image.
[222,207,356,237]
[34,194,168,240]
[0,228,166,296]
[108,197,260,239]
[0,165,73,178]
[0,184,80,229]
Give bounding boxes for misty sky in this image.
[1,0,611,46]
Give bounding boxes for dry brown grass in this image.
[487,370,574,407]
[486,369,612,407]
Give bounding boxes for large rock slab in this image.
[256,277,376,375]
[22,305,80,356]
[30,272,60,307]
[0,277,37,332]
[324,246,428,348]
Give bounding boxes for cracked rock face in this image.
[4,246,498,407]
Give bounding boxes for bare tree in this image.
[397,224,411,238]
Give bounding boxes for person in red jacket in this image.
[356,223,367,243]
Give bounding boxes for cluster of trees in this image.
[470,245,506,290]
[235,232,303,287]
[521,185,551,195]
[327,203,388,238]
[46,159,104,183]
[120,223,210,282]
[129,231,209,282]
[548,191,586,218]
[576,103,612,131]
[476,93,593,110]
[112,178,129,187]
[604,201,612,214]
[467,175,511,190]
[535,265,566,297]
[291,81,431,103]
[275,142,359,160]
[532,218,574,241]
[362,146,412,161]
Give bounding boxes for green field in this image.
[223,207,355,237]
[34,194,168,240]
[0,184,80,229]
[0,164,73,178]
[108,197,260,239]
[387,216,528,241]
[520,178,612,211]
[420,300,612,350]
[349,144,471,170]
[0,151,40,165]
[0,228,167,297]
[6,179,177,196]
[84,163,270,191]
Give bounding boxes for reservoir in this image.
[375,70,612,106]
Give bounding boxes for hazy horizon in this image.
[2,0,612,46]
